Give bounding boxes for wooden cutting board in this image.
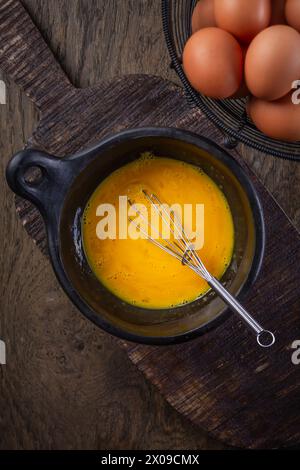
[1,0,300,449]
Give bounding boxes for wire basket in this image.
[162,0,300,161]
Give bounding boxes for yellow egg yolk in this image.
[82,155,234,309]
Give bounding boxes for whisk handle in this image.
[208,277,275,348]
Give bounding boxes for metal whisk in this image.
[129,190,275,348]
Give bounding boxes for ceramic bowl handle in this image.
[6,149,69,215]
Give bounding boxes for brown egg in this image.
[191,0,216,33]
[245,25,300,100]
[214,0,271,43]
[247,92,300,141]
[270,0,287,25]
[285,0,300,32]
[183,28,243,99]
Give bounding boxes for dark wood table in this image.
[0,0,299,450]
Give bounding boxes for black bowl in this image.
[162,0,300,160]
[6,128,265,344]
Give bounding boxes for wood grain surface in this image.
[0,0,299,450]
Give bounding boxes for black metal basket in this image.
[162,0,300,160]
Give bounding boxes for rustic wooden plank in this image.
[0,0,299,450]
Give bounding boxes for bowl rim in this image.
[51,127,266,345]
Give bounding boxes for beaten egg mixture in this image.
[82,155,234,309]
